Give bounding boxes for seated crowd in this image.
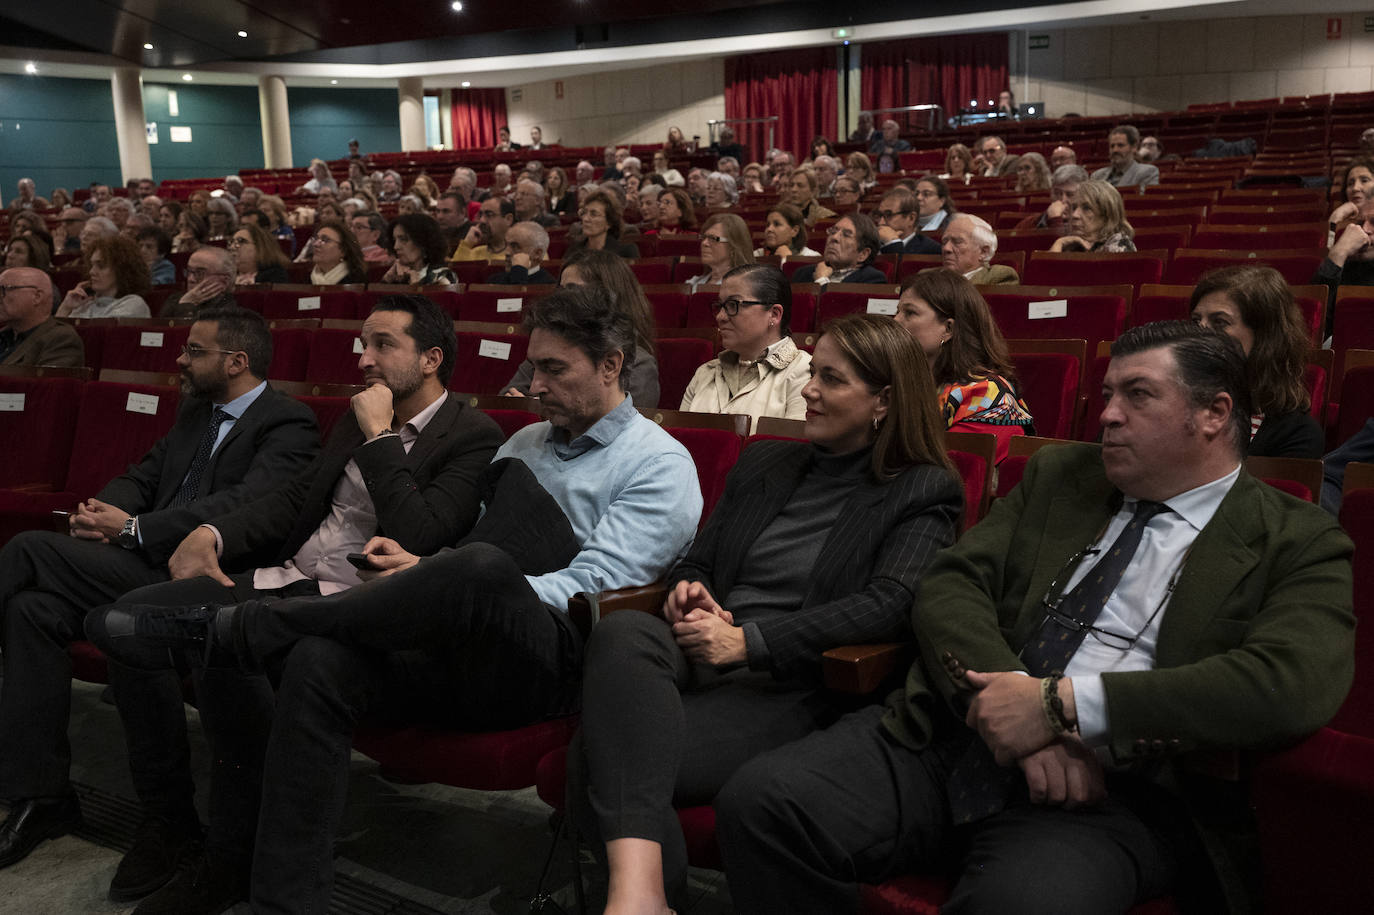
[0,110,1368,915]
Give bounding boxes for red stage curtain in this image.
[724,47,837,162]
[450,88,508,150]
[860,34,1009,129]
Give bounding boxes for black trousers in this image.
[0,530,192,819]
[715,705,1180,915]
[110,542,582,915]
[567,610,841,907]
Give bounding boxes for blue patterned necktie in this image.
[172,407,229,507]
[946,499,1170,824]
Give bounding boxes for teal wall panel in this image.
[0,74,121,199]
[142,83,265,181]
[287,87,400,167]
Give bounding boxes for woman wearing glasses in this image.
[894,269,1034,462]
[655,188,698,237]
[566,190,640,259]
[502,248,660,408]
[685,213,754,293]
[914,177,957,232]
[307,220,367,285]
[569,312,962,914]
[381,214,456,286]
[230,223,290,285]
[679,264,809,429]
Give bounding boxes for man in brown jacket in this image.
[0,267,84,368]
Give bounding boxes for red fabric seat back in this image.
[267,328,313,382]
[449,332,530,396]
[1078,355,1112,442]
[1164,249,1324,285]
[65,380,181,499]
[814,288,903,328]
[1024,253,1163,287]
[946,449,987,531]
[100,326,191,374]
[660,425,742,524]
[683,290,724,328]
[74,324,108,374]
[645,291,688,328]
[655,338,715,411]
[478,408,542,440]
[982,293,1126,359]
[0,376,84,489]
[305,329,365,386]
[1337,366,1374,442]
[1008,352,1080,440]
[457,286,555,323]
[260,289,361,320]
[1191,225,1326,250]
[1333,488,1374,737]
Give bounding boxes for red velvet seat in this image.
[260,288,361,321]
[642,410,747,523]
[304,329,366,386]
[629,258,675,285]
[813,284,902,328]
[1023,252,1165,287]
[945,431,996,531]
[457,285,556,323]
[1008,352,1080,440]
[1191,224,1326,250]
[267,327,313,382]
[980,287,1129,361]
[1164,249,1325,285]
[1330,486,1374,736]
[99,325,191,374]
[0,374,85,490]
[655,338,715,411]
[1078,355,1113,442]
[449,331,531,396]
[643,288,689,328]
[73,322,110,374]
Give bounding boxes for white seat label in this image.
[297,296,322,311]
[478,339,512,360]
[126,392,159,415]
[1029,299,1068,319]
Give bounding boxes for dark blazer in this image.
[0,317,85,368]
[879,234,941,256]
[96,385,320,564]
[1249,410,1323,459]
[486,265,556,285]
[252,264,290,284]
[213,393,504,568]
[668,440,962,683]
[792,264,888,285]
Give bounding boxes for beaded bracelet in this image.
[1041,674,1077,735]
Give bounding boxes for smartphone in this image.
[51,510,70,533]
[346,552,378,571]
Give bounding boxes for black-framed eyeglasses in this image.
[875,209,910,221]
[698,232,728,244]
[1030,542,1189,653]
[227,236,252,248]
[181,344,238,359]
[710,298,766,317]
[310,235,338,247]
[0,284,41,298]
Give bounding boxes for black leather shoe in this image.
[131,849,248,915]
[0,794,83,869]
[108,814,204,902]
[85,603,221,671]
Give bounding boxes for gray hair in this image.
[621,156,641,175]
[225,175,244,189]
[813,155,839,170]
[511,220,549,254]
[85,216,118,237]
[952,213,997,263]
[198,245,237,278]
[708,172,739,204]
[342,196,370,212]
[206,197,238,228]
[518,178,546,201]
[716,156,740,172]
[106,198,134,215]
[1051,164,1089,186]
[639,185,663,202]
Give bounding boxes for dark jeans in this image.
[112,542,582,915]
[567,610,840,906]
[0,531,187,817]
[715,705,1180,915]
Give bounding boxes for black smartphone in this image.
[346,552,378,570]
[51,510,70,533]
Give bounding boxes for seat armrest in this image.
[822,643,906,695]
[568,583,668,636]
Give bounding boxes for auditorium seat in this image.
[655,337,716,410]
[945,430,996,531]
[457,285,556,323]
[1244,455,1322,502]
[1164,249,1325,285]
[449,331,531,396]
[1335,362,1374,446]
[629,257,675,285]
[1191,225,1327,250]
[269,380,364,440]
[260,288,362,321]
[99,325,191,374]
[1023,251,1165,287]
[0,370,87,490]
[72,320,112,374]
[266,325,315,382]
[979,286,1130,361]
[304,329,367,385]
[814,283,903,327]
[1007,345,1083,441]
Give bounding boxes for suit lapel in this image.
[403,396,458,472]
[716,446,810,587]
[810,477,890,593]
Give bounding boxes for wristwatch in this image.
[118,517,139,550]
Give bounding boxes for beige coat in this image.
[679,336,811,432]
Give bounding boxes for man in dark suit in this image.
[792,214,888,286]
[485,222,556,285]
[0,266,85,367]
[874,189,941,256]
[89,294,504,912]
[0,306,319,880]
[718,322,1355,913]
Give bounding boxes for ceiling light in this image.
[237,30,248,38]
[143,43,154,50]
[182,73,193,81]
[330,79,338,85]
[451,1,463,10]
[24,62,38,74]
[461,80,471,88]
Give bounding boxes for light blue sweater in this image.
[494,395,702,609]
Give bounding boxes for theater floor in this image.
[0,678,733,914]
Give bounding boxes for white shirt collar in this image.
[1127,462,1242,533]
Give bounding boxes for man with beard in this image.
[450,196,514,263]
[0,307,319,881]
[78,295,505,911]
[1091,124,1160,188]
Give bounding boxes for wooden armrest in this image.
[567,583,668,637]
[822,643,906,695]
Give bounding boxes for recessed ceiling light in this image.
[461,80,471,88]
[237,30,248,38]
[451,1,463,11]
[182,73,193,81]
[330,79,338,85]
[143,43,154,50]
[24,62,37,74]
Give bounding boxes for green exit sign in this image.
[1029,34,1050,50]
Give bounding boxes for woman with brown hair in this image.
[894,269,1034,460]
[569,310,961,915]
[545,166,577,215]
[566,189,639,258]
[1190,265,1322,458]
[172,210,207,255]
[686,212,754,292]
[56,234,151,318]
[309,219,368,285]
[844,152,877,192]
[655,187,698,236]
[940,143,975,185]
[229,222,291,285]
[754,203,819,262]
[1048,179,1135,253]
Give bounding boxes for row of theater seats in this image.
[4,365,1370,912]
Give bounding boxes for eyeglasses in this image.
[710,298,766,316]
[914,189,940,198]
[825,225,857,239]
[310,235,338,247]
[875,209,910,221]
[227,237,252,248]
[1029,541,1188,653]
[0,284,41,298]
[181,344,238,359]
[698,232,728,244]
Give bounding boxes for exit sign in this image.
[1029,34,1050,50]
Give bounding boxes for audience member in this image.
[297,159,337,196]
[680,264,810,427]
[1328,156,1373,237]
[136,227,176,285]
[489,163,515,197]
[56,234,151,318]
[935,214,1019,285]
[160,248,238,319]
[1014,152,1052,193]
[717,321,1354,915]
[1091,124,1161,188]
[637,186,664,233]
[647,150,683,189]
[52,207,89,254]
[896,270,1035,459]
[665,125,691,155]
[204,198,237,242]
[706,172,740,208]
[0,266,84,367]
[504,248,659,408]
[566,190,639,259]
[229,223,290,285]
[849,112,877,145]
[1190,266,1322,458]
[875,188,941,255]
[941,143,975,185]
[976,136,1013,177]
[716,157,740,180]
[433,190,469,252]
[785,167,836,225]
[107,198,135,232]
[1050,145,1077,169]
[493,125,521,152]
[510,179,558,230]
[82,215,121,256]
[812,156,840,197]
[600,147,624,184]
[869,119,912,172]
[381,215,454,286]
[831,176,864,215]
[1049,179,1136,252]
[845,152,877,191]
[485,222,556,285]
[1017,164,1088,230]
[8,177,49,211]
[545,167,577,215]
[754,203,819,261]
[715,126,747,166]
[4,235,52,272]
[687,168,710,206]
[0,306,317,884]
[89,287,702,915]
[527,126,545,150]
[349,212,393,265]
[1138,136,1165,162]
[914,177,956,232]
[656,188,698,236]
[306,220,367,286]
[793,214,886,285]
[571,312,961,914]
[452,197,515,263]
[739,163,767,195]
[84,182,113,214]
[686,213,754,291]
[171,211,207,255]
[1315,196,1374,319]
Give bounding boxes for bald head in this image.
[0,267,53,331]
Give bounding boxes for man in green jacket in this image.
[716,321,1355,914]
